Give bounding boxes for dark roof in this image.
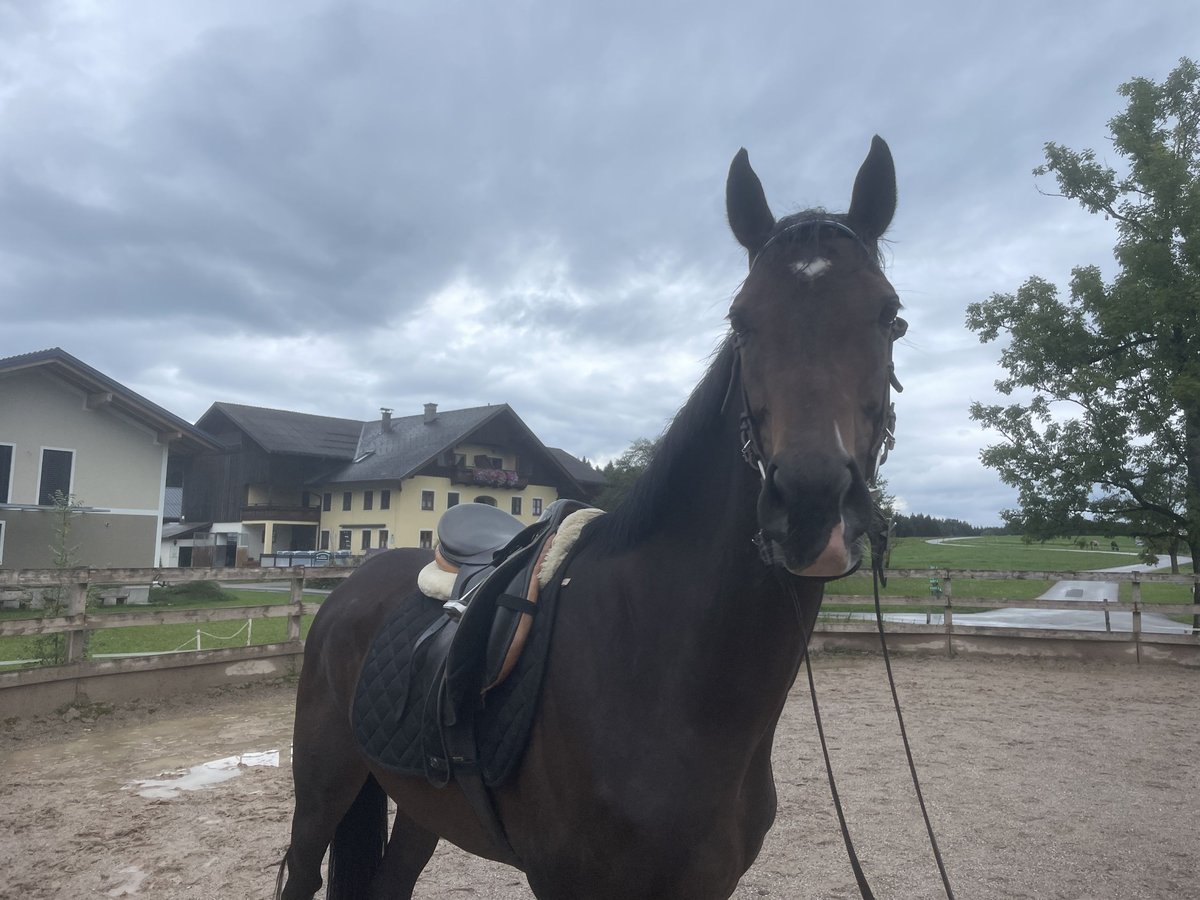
[319,405,509,484]
[198,402,364,459]
[0,347,221,454]
[317,405,589,497]
[547,447,607,486]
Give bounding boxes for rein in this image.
[729,219,954,898]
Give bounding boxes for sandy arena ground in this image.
[2,652,1197,899]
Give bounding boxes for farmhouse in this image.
[178,402,364,566]
[177,401,602,565]
[0,348,219,570]
[311,403,596,557]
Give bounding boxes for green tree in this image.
[32,490,84,665]
[593,438,657,511]
[965,59,1200,622]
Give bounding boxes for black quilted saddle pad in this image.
[352,581,562,787]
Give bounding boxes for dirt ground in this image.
[2,652,1197,899]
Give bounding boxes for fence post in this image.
[943,573,954,658]
[288,569,304,643]
[63,574,90,664]
[1132,597,1142,665]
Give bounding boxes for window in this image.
[421,490,435,511]
[380,490,391,510]
[379,530,389,549]
[38,449,74,505]
[474,496,497,507]
[363,490,373,511]
[301,491,311,508]
[447,492,460,508]
[342,492,352,511]
[362,529,372,550]
[419,530,433,550]
[511,497,522,516]
[338,530,352,550]
[322,492,332,511]
[320,530,330,550]
[532,498,543,516]
[0,444,12,504]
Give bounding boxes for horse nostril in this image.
[769,458,852,511]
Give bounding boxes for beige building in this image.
[0,349,218,569]
[311,404,596,557]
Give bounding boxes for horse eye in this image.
[728,311,749,336]
[891,316,909,339]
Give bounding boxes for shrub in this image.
[149,581,228,605]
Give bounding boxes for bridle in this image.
[727,219,956,900]
[722,218,907,562]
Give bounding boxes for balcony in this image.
[240,504,321,524]
[450,467,529,490]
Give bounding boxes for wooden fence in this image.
[1,564,1197,706]
[0,566,359,716]
[818,567,1199,664]
[0,565,354,662]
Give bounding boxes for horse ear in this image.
[726,148,776,258]
[847,135,896,242]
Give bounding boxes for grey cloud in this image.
[3,0,1199,526]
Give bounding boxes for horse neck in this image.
[656,398,823,632]
[594,363,825,721]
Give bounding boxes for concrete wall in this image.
[809,629,1200,667]
[0,644,304,719]
[4,627,1195,721]
[3,506,159,569]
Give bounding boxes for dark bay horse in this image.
[278,136,903,899]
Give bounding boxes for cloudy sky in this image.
[2,1,1196,525]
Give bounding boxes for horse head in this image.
[726,136,904,578]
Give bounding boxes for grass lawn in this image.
[0,584,325,670]
[822,535,1196,611]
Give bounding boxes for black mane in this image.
[583,336,737,554]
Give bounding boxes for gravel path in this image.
[2,653,1197,898]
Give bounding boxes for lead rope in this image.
[782,567,956,900]
[869,555,957,899]
[782,572,876,899]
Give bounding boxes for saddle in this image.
[352,498,598,858]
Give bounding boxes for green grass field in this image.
[0,585,324,669]
[823,534,1195,610]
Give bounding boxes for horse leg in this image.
[366,807,440,900]
[278,692,374,900]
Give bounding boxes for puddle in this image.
[106,864,149,897]
[6,692,296,795]
[129,748,283,799]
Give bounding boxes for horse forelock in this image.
[764,209,886,270]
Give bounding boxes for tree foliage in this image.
[965,58,1200,582]
[593,438,658,511]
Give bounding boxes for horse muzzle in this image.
[756,457,870,578]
